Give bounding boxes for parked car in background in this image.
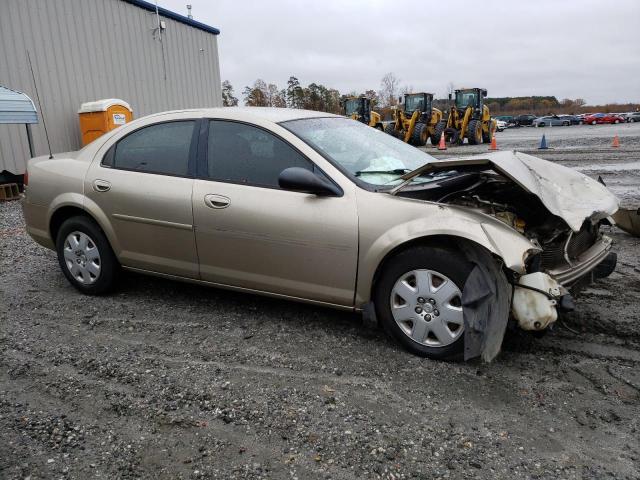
[495,119,507,131]
[626,112,640,123]
[584,113,625,125]
[514,114,537,126]
[560,115,583,125]
[532,115,570,127]
[495,115,517,128]
[495,115,514,123]
[21,107,619,361]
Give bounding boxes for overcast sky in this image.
[161,0,640,105]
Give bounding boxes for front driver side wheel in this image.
[374,246,472,359]
[56,216,119,294]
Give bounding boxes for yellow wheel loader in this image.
[384,93,443,147]
[343,97,384,131]
[434,88,497,145]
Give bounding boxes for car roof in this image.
[144,107,340,124]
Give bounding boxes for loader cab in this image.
[456,88,478,110]
[404,93,432,116]
[453,88,488,120]
[343,97,370,123]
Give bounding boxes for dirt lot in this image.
[2,123,640,479]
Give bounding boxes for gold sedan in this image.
[22,108,618,361]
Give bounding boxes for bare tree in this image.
[447,81,455,97]
[379,73,400,107]
[267,83,286,108]
[401,85,414,96]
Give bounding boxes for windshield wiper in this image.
[355,168,411,177]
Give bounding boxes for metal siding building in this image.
[0,0,222,175]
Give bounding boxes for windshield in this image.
[283,117,438,186]
[344,99,360,116]
[455,91,478,109]
[404,94,427,113]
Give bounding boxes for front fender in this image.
[355,197,539,306]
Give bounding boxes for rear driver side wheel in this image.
[56,216,119,294]
[374,246,472,359]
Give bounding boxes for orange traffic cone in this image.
[438,132,447,150]
[612,135,620,148]
[489,135,498,151]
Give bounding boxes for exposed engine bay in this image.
[396,169,602,273]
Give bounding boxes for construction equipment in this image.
[384,92,443,146]
[434,88,497,145]
[343,96,384,131]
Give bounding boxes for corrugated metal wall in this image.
[0,0,222,175]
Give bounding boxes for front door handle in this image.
[204,194,230,209]
[93,179,111,192]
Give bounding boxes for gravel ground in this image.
[2,129,640,479]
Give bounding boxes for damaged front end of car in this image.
[390,150,619,360]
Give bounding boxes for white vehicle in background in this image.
[495,119,507,132]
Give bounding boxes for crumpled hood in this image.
[396,150,619,232]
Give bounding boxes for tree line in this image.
[220,73,406,113]
[221,74,639,115]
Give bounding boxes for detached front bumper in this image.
[547,235,614,286]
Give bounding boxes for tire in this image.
[482,123,492,144]
[591,120,597,125]
[563,121,569,126]
[431,120,447,145]
[579,121,584,125]
[538,122,545,127]
[374,246,472,359]
[410,122,428,146]
[56,215,119,295]
[376,124,384,132]
[614,119,620,124]
[384,123,396,135]
[466,119,482,145]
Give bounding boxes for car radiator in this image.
[540,223,598,270]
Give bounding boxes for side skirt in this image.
[121,266,358,312]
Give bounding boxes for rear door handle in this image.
[93,179,111,192]
[204,194,230,209]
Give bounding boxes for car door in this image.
[192,119,359,306]
[85,119,200,278]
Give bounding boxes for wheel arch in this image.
[50,205,89,242]
[365,235,497,306]
[48,198,121,255]
[355,215,538,307]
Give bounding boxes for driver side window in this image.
[206,121,313,188]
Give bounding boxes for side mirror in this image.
[278,167,342,197]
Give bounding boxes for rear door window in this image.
[111,121,195,176]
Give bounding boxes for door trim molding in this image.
[112,213,193,231]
